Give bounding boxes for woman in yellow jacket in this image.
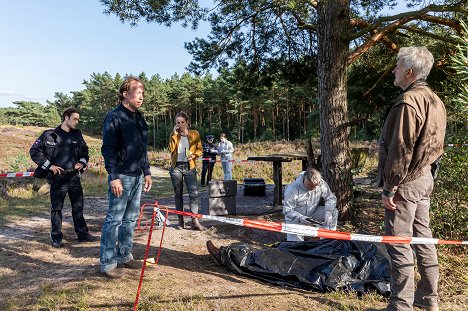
[168,112,206,230]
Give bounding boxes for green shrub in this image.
[259,128,274,141]
[8,153,30,173]
[431,145,467,241]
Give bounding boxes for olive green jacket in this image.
[378,80,446,193]
[168,130,203,170]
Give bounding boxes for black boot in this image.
[191,218,207,231]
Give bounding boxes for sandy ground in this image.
[4,167,346,310]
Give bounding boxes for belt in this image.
[176,161,188,166]
[63,169,77,174]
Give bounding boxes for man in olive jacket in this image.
[378,46,446,311]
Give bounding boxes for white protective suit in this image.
[283,172,338,241]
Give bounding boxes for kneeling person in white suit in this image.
[283,168,338,241]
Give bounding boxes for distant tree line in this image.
[2,58,321,149]
[1,35,465,150]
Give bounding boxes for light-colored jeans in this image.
[169,162,199,214]
[221,156,233,180]
[100,174,143,273]
[385,171,439,311]
[286,206,338,241]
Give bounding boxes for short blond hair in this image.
[118,76,144,101]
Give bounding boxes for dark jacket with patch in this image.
[101,103,151,181]
[29,126,89,171]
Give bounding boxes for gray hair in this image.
[304,168,321,185]
[397,46,434,80]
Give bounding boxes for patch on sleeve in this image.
[33,138,41,146]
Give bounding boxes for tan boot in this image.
[191,218,207,231]
[176,215,186,230]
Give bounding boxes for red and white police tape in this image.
[0,172,34,178]
[0,166,90,178]
[156,207,467,245]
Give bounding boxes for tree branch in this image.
[418,13,463,33]
[289,10,317,31]
[349,3,467,41]
[278,12,301,61]
[347,2,467,65]
[362,65,394,98]
[348,16,416,65]
[398,25,463,45]
[350,18,400,54]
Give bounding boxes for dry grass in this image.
[0,125,103,174]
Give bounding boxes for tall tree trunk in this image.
[208,109,212,132]
[253,109,258,139]
[286,96,290,141]
[317,0,353,219]
[164,112,168,147]
[302,100,307,135]
[272,107,275,139]
[152,114,156,149]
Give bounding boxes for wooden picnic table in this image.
[247,153,308,207]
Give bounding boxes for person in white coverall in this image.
[283,168,338,241]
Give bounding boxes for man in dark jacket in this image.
[378,46,446,311]
[30,107,97,248]
[200,134,217,186]
[100,76,152,279]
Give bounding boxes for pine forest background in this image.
[1,41,465,149]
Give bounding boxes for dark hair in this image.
[175,111,189,122]
[118,76,143,101]
[220,133,227,139]
[62,107,79,122]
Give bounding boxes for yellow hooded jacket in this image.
[168,130,203,169]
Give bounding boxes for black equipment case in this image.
[243,178,266,196]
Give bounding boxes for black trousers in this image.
[49,173,89,241]
[201,160,215,185]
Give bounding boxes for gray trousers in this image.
[385,171,439,311]
[169,162,199,215]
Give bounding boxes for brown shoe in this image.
[117,259,141,270]
[206,240,223,265]
[102,268,124,279]
[192,218,207,231]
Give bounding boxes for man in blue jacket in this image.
[100,76,152,278]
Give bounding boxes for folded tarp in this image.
[219,239,391,295]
